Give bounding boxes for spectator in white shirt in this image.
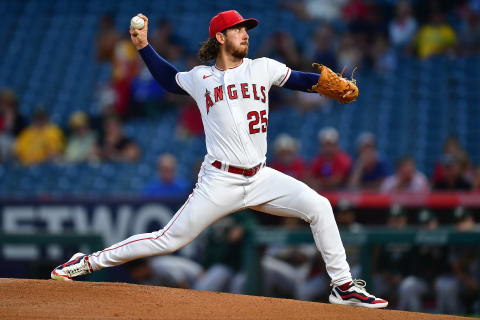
[389,0,417,49]
[380,156,430,193]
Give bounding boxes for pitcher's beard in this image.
[226,41,248,59]
[232,46,248,59]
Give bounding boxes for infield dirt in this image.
[0,278,470,319]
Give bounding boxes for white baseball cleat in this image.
[51,252,93,281]
[329,279,388,309]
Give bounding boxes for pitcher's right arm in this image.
[130,14,187,95]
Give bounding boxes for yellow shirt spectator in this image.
[416,14,456,59]
[14,111,65,166]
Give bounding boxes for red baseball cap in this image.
[209,10,258,38]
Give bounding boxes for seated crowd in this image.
[2,0,480,194]
[0,89,141,166]
[270,127,479,193]
[2,86,479,194]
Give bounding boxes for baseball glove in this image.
[311,63,358,104]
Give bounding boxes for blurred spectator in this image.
[262,216,326,301]
[130,66,167,117]
[368,34,397,74]
[110,35,141,118]
[257,32,301,69]
[125,258,159,286]
[414,11,457,59]
[374,205,413,304]
[290,25,338,107]
[270,134,306,181]
[148,255,204,288]
[150,20,173,56]
[125,257,203,289]
[433,155,472,190]
[94,115,140,162]
[63,111,97,163]
[0,89,25,162]
[453,206,479,232]
[14,108,65,166]
[289,91,332,114]
[150,20,185,61]
[414,0,455,24]
[336,33,363,75]
[176,101,204,139]
[380,156,430,193]
[310,127,352,191]
[305,24,338,70]
[348,132,391,190]
[387,204,408,229]
[336,199,362,232]
[342,0,369,26]
[281,0,348,22]
[456,5,480,55]
[132,50,195,118]
[195,211,256,294]
[470,0,480,14]
[262,243,325,301]
[435,207,479,315]
[95,14,121,63]
[432,136,472,186]
[343,0,383,39]
[142,153,189,198]
[472,166,480,191]
[417,209,439,231]
[389,0,418,50]
[335,199,362,278]
[397,209,444,312]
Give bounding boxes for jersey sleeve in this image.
[265,58,291,87]
[175,70,196,97]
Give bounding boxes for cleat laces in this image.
[352,279,367,292]
[63,258,90,277]
[331,279,372,296]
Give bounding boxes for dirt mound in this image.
[0,278,468,319]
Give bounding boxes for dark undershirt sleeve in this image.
[283,69,320,92]
[138,44,187,95]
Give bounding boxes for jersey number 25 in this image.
[247,110,267,134]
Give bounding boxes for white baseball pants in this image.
[88,161,352,286]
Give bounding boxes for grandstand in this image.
[1,0,480,316]
[1,0,479,197]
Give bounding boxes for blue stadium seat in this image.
[1,1,480,197]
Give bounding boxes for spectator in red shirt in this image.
[176,101,204,139]
[270,134,306,181]
[309,127,352,191]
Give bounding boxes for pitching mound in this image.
[0,278,468,319]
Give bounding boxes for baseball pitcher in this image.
[51,10,386,308]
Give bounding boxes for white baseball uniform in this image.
[87,57,352,286]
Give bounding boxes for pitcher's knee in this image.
[304,193,334,225]
[154,232,188,255]
[317,195,333,213]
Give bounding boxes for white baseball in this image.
[130,16,145,29]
